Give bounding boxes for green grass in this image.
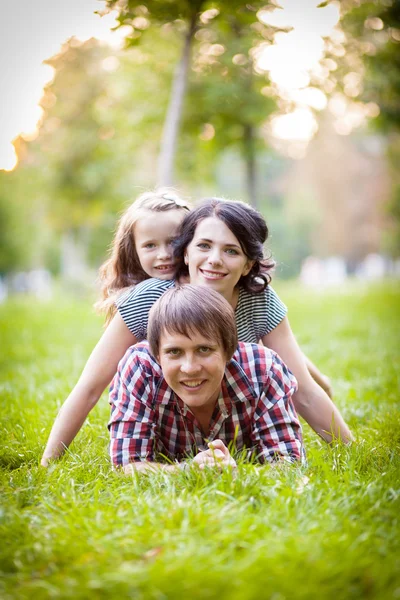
[1,281,399,599]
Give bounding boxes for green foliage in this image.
[341,0,400,132]
[337,0,400,255]
[180,9,277,189]
[1,283,400,598]
[107,0,278,202]
[3,35,179,272]
[0,173,26,273]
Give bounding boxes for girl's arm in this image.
[262,317,353,444]
[41,313,137,466]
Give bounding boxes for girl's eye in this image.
[144,243,156,249]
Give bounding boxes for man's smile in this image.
[180,379,207,389]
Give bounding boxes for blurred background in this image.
[0,0,399,300]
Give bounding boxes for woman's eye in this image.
[225,248,239,255]
[197,243,210,250]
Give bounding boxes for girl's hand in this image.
[193,439,237,469]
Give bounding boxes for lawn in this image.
[1,281,399,599]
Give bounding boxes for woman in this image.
[41,198,352,466]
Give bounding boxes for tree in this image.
[336,0,400,255]
[106,0,275,197]
[10,38,165,276]
[181,9,277,206]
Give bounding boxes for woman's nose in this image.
[208,248,222,265]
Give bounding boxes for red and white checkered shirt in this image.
[109,342,304,466]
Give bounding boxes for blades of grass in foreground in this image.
[0,283,399,600]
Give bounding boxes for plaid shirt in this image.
[109,342,303,466]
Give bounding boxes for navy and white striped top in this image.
[116,278,287,344]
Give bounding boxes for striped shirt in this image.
[116,278,287,344]
[109,341,303,466]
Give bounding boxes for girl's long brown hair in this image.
[95,189,190,324]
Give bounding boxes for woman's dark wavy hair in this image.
[174,198,275,293]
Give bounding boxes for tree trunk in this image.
[60,227,90,283]
[243,123,258,208]
[157,13,198,186]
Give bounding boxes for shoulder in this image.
[231,342,296,393]
[232,342,274,373]
[117,341,162,381]
[236,285,287,339]
[116,278,175,309]
[238,285,286,309]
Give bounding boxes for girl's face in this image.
[134,210,184,280]
[184,217,253,304]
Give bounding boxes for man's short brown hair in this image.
[148,285,237,360]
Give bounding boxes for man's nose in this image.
[180,355,201,374]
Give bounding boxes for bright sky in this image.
[0,0,363,170]
[257,0,340,156]
[0,0,122,171]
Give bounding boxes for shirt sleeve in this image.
[116,279,173,340]
[264,286,287,335]
[108,346,157,466]
[249,286,287,340]
[251,351,303,463]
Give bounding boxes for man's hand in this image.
[193,439,237,470]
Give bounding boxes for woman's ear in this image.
[184,252,189,266]
[243,260,255,277]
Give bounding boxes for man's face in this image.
[157,329,227,410]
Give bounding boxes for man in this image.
[109,285,304,472]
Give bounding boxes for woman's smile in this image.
[199,268,227,280]
[184,217,253,305]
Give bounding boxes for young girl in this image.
[41,188,190,466]
[95,188,191,324]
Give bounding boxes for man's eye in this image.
[198,346,212,354]
[166,348,181,356]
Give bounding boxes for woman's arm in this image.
[41,313,137,466]
[262,317,353,444]
[304,355,333,398]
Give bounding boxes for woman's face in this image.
[184,217,253,302]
